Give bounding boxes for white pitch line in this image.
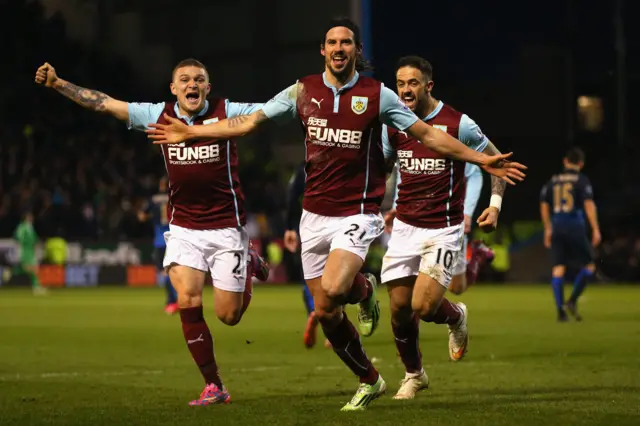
[0,359,513,382]
[0,369,163,381]
[0,364,346,382]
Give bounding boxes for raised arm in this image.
[35,63,129,121]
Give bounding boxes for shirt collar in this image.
[174,100,209,123]
[424,101,444,121]
[322,71,360,94]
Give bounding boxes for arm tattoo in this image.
[483,141,507,197]
[227,115,249,128]
[55,81,108,112]
[227,110,269,128]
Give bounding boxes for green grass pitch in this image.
[1,284,639,425]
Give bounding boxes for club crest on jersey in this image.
[351,96,368,115]
[433,125,448,132]
[203,117,219,125]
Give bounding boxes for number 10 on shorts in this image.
[435,248,454,269]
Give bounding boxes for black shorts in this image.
[153,246,166,271]
[551,228,593,267]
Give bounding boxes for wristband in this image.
[490,194,503,212]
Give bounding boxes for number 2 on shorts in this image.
[232,252,243,274]
[344,223,366,241]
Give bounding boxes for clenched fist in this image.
[34,62,58,88]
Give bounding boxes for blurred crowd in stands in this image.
[0,0,286,243]
[1,0,638,281]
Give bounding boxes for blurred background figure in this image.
[138,176,178,315]
[12,211,47,295]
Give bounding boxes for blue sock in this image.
[551,277,564,312]
[569,268,593,304]
[302,283,314,315]
[165,275,177,305]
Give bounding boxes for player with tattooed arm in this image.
[35,59,269,406]
[381,56,515,399]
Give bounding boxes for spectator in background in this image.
[45,228,67,265]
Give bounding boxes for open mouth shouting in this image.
[185,91,201,107]
[401,92,417,110]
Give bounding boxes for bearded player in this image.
[147,19,526,411]
[35,58,269,406]
[380,56,511,400]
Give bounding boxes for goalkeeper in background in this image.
[13,212,47,295]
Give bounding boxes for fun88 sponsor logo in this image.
[398,151,447,175]
[167,145,221,165]
[307,126,363,148]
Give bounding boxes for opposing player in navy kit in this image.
[540,147,600,322]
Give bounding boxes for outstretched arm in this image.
[407,119,487,165]
[147,83,299,144]
[35,63,129,121]
[146,110,270,143]
[378,87,526,184]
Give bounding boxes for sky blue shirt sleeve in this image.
[379,85,419,131]
[464,163,483,216]
[381,124,395,160]
[127,102,165,131]
[391,166,401,210]
[225,100,264,118]
[458,114,489,151]
[261,83,299,124]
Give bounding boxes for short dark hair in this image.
[396,56,433,81]
[565,147,585,165]
[322,17,373,72]
[172,58,209,80]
